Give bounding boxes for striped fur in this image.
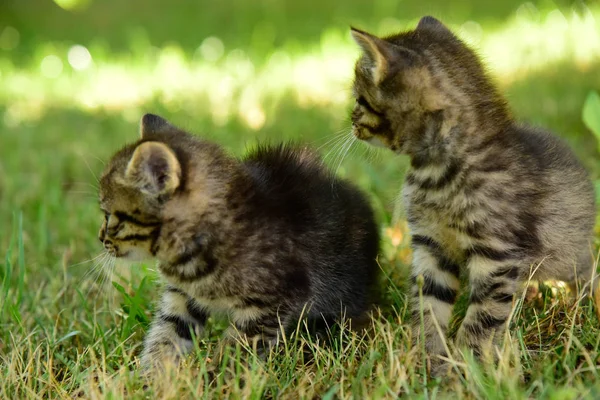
[350,16,597,374]
[98,114,380,368]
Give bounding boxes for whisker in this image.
[334,134,356,177]
[322,132,351,163]
[91,155,106,167]
[70,181,100,190]
[83,252,110,282]
[313,129,349,150]
[106,257,117,310]
[70,252,107,269]
[77,153,100,184]
[67,191,101,196]
[93,255,113,303]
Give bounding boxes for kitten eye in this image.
[356,96,382,116]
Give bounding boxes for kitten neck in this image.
[407,108,511,170]
[407,110,461,169]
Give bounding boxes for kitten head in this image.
[98,114,187,260]
[350,16,508,158]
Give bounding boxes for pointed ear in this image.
[139,113,172,138]
[417,16,452,35]
[350,27,417,85]
[350,28,393,84]
[125,142,181,197]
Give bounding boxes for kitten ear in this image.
[350,28,394,84]
[417,16,452,35]
[350,27,416,84]
[125,141,181,197]
[139,113,172,138]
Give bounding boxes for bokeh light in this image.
[1,3,599,130]
[198,37,225,62]
[52,0,88,11]
[67,45,93,71]
[40,55,63,78]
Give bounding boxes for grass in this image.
[1,0,600,398]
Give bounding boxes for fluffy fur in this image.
[349,16,597,374]
[98,114,380,367]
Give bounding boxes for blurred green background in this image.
[1,0,600,314]
[1,2,600,395]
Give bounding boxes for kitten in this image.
[97,114,380,367]
[349,16,597,373]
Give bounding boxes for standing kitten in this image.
[349,17,597,372]
[98,114,379,367]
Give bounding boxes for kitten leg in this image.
[228,310,288,358]
[569,252,598,299]
[140,286,208,369]
[409,235,461,374]
[456,255,522,359]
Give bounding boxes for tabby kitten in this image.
[349,17,597,372]
[98,114,379,367]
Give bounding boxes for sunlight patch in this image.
[2,6,600,123]
[68,45,93,71]
[40,55,63,78]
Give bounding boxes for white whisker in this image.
[70,252,106,269]
[78,153,100,184]
[334,133,355,177]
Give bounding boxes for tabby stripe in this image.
[240,313,282,337]
[491,265,520,280]
[449,221,485,240]
[369,118,391,134]
[466,245,516,262]
[119,233,153,241]
[491,292,514,303]
[242,297,273,308]
[412,274,457,304]
[357,96,384,117]
[476,311,507,330]
[113,211,161,227]
[409,160,463,191]
[150,224,162,256]
[412,235,460,277]
[469,281,505,304]
[186,299,208,324]
[171,247,205,267]
[412,235,439,250]
[159,314,196,341]
[165,285,186,295]
[463,322,484,337]
[107,224,124,236]
[163,253,219,283]
[468,134,502,154]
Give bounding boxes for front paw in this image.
[429,356,452,378]
[139,341,186,372]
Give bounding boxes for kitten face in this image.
[350,17,506,157]
[350,65,429,154]
[98,114,182,260]
[98,172,161,260]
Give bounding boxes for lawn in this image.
[1,0,600,398]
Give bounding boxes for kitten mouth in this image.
[104,245,124,258]
[114,250,129,258]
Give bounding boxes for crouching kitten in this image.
[97,114,380,367]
